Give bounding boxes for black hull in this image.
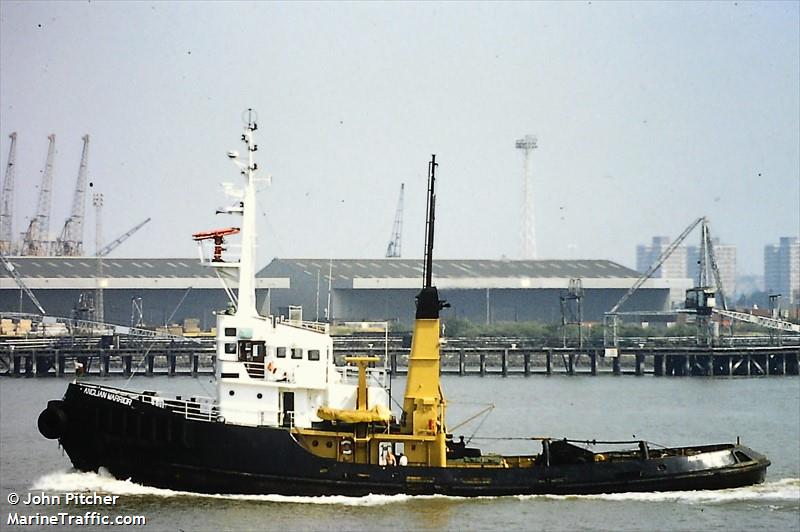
[40,383,770,497]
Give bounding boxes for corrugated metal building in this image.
[2,257,674,327]
[260,259,674,325]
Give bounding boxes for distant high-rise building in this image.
[764,237,800,305]
[687,238,737,296]
[636,236,688,278]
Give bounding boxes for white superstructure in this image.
[198,111,389,428]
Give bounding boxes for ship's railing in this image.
[78,383,307,428]
[136,392,219,422]
[336,365,389,388]
[277,316,329,334]
[157,396,220,422]
[79,383,220,422]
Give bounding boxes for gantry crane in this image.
[20,134,56,256]
[0,132,17,254]
[385,183,404,258]
[55,134,90,256]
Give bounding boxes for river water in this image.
[1,374,798,531]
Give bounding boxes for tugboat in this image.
[38,113,769,496]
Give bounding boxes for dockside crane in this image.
[20,134,56,256]
[0,132,17,254]
[0,251,46,314]
[686,221,799,337]
[684,219,730,345]
[385,183,404,258]
[55,134,90,256]
[604,217,704,347]
[97,217,151,257]
[605,217,798,347]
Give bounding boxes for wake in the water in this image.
[32,470,799,507]
[31,470,414,506]
[525,478,800,504]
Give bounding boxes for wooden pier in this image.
[341,346,800,377]
[1,339,797,378]
[0,340,216,378]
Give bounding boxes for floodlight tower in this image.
[93,192,104,323]
[515,135,538,259]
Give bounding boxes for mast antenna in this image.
[414,154,449,319]
[422,156,437,288]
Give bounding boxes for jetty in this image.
[1,335,797,378]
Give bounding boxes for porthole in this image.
[228,390,235,396]
[312,440,319,447]
[326,441,333,448]
[257,393,263,399]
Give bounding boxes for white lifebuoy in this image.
[340,439,353,456]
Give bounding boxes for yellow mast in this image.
[400,155,449,467]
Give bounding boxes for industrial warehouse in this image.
[262,258,673,326]
[0,256,674,329]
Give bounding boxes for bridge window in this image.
[308,349,320,361]
[224,343,237,354]
[224,327,237,337]
[291,348,303,359]
[276,347,286,358]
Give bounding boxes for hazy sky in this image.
[1,1,798,276]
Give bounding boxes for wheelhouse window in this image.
[224,343,237,354]
[276,347,286,358]
[308,349,320,361]
[291,348,303,359]
[224,327,237,337]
